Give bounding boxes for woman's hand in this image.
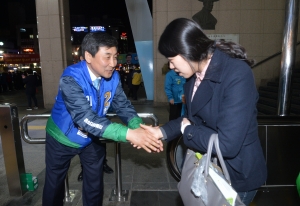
[139,124,163,139]
[181,118,191,133]
[126,127,163,153]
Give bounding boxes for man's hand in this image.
[181,94,186,104]
[169,99,174,105]
[126,127,163,153]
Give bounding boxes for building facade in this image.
[34,0,300,107]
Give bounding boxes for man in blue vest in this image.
[42,33,163,206]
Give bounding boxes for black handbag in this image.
[177,133,245,206]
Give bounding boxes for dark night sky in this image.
[0,0,134,27]
[0,0,152,50]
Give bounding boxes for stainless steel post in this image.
[115,143,122,198]
[109,142,129,201]
[278,0,299,116]
[107,113,159,202]
[64,174,76,202]
[0,103,26,196]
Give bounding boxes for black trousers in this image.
[43,134,105,206]
[132,84,140,100]
[26,92,38,107]
[169,103,182,121]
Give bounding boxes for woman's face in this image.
[168,55,197,78]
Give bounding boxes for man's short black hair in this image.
[81,33,118,59]
[27,69,33,75]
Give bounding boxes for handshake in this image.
[126,124,164,153]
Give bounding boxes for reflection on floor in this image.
[130,187,300,206]
[130,191,183,206]
[252,187,300,206]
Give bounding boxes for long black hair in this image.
[158,18,254,66]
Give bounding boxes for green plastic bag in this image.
[296,172,300,196]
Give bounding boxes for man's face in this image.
[126,55,132,64]
[85,46,118,78]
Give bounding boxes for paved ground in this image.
[0,87,182,206]
[1,86,300,206]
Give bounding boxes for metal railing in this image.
[20,112,159,202]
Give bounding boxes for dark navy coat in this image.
[162,49,267,192]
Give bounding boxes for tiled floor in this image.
[130,191,183,206]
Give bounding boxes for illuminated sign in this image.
[3,54,40,63]
[72,26,88,32]
[90,26,106,32]
[120,32,127,40]
[23,48,34,53]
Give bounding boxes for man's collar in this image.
[86,63,101,81]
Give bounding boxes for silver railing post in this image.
[107,113,159,202]
[64,174,76,202]
[109,142,128,201]
[278,0,299,115]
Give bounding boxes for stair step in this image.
[292,83,300,89]
[259,86,278,93]
[293,69,300,73]
[294,73,300,78]
[291,104,300,114]
[293,77,300,82]
[259,91,278,100]
[291,96,300,105]
[292,89,300,97]
[258,97,277,107]
[267,82,278,87]
[257,103,277,115]
[257,71,300,115]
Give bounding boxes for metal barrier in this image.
[20,113,159,202]
[20,113,77,202]
[0,103,26,196]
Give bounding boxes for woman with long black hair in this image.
[141,18,267,206]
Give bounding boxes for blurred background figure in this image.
[164,63,186,120]
[131,64,142,100]
[127,66,134,98]
[126,53,132,64]
[1,67,10,92]
[22,68,38,110]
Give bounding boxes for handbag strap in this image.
[204,133,231,185]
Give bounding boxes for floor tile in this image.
[130,191,159,206]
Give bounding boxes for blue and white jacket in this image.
[46,61,142,148]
